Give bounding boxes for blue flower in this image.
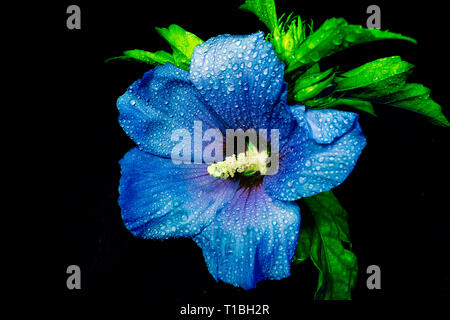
[117,32,366,289]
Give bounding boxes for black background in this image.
[59,0,449,314]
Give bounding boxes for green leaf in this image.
[329,58,448,125]
[155,24,204,70]
[105,25,202,70]
[294,67,333,90]
[286,17,416,73]
[172,49,191,71]
[239,0,278,32]
[293,210,314,264]
[379,84,450,126]
[105,49,175,65]
[333,99,376,116]
[335,56,414,95]
[299,191,358,300]
[305,97,376,116]
[379,83,430,103]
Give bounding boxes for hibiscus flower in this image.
[117,32,366,289]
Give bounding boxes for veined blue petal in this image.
[194,187,300,290]
[294,106,359,144]
[264,107,367,201]
[189,32,294,145]
[119,148,238,239]
[117,63,225,160]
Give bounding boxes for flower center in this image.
[207,142,268,180]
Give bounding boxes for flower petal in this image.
[119,148,238,239]
[117,63,224,159]
[189,32,294,142]
[293,106,359,144]
[193,187,300,290]
[264,107,367,201]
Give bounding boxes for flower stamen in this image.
[207,142,268,179]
